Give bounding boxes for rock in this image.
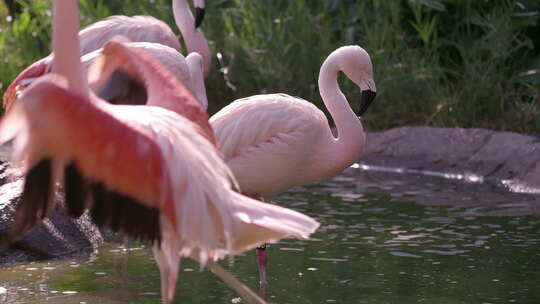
[0,163,103,265]
[361,126,540,191]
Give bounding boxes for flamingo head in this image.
[340,45,377,116]
[194,0,206,28]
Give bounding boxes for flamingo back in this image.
[79,15,181,54]
[210,94,329,196]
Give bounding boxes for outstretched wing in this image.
[1,77,319,264]
[0,76,172,245]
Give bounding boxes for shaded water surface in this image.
[1,169,539,303]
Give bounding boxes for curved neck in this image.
[172,0,211,76]
[317,53,365,171]
[52,0,88,97]
[186,53,208,110]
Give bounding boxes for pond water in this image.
[1,166,539,303]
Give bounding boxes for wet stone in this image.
[361,126,540,192]
[0,165,103,264]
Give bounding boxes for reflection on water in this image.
[1,168,539,303]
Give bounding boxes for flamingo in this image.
[79,0,208,56]
[3,41,208,118]
[173,0,212,77]
[3,0,211,110]
[0,1,319,303]
[209,45,377,285]
[78,15,180,55]
[192,0,206,28]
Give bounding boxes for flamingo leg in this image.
[120,238,130,301]
[256,244,268,287]
[206,260,267,304]
[153,245,180,304]
[241,193,270,290]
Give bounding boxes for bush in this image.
[1,0,539,133]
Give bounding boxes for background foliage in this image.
[1,0,539,133]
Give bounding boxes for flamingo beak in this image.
[358,89,376,116]
[194,7,205,28]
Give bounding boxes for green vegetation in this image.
[1,0,539,133]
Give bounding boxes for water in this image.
[1,167,539,303]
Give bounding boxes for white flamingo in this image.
[209,45,377,284]
[173,0,212,77]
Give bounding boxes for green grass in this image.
[1,0,539,133]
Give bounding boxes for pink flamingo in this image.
[192,0,206,28]
[87,41,208,109]
[79,0,211,76]
[3,0,211,110]
[173,0,211,77]
[0,1,318,303]
[209,45,377,285]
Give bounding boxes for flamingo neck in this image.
[186,53,208,110]
[172,0,211,76]
[317,53,365,174]
[52,0,89,98]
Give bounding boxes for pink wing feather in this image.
[0,75,319,260]
[3,57,51,110]
[88,41,216,146]
[1,76,177,229]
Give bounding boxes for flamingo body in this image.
[211,94,331,197]
[210,45,377,198]
[78,15,181,55]
[4,42,206,111]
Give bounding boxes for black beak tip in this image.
[357,90,376,116]
[194,7,206,28]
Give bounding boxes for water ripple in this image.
[421,249,469,256]
[389,251,423,258]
